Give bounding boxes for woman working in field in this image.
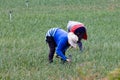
[67,21,88,52]
[45,28,78,63]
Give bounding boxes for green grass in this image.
[0,0,120,79]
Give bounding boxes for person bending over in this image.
[45,28,78,63]
[67,21,87,52]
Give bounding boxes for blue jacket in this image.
[53,29,69,60]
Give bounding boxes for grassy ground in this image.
[0,0,120,80]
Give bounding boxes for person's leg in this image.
[48,42,56,63]
[46,36,56,63]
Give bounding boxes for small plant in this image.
[9,10,13,21]
[25,0,29,7]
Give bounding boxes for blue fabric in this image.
[53,29,69,60]
[46,28,59,37]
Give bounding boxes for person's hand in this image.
[66,58,71,62]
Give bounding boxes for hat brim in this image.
[68,40,77,48]
[68,32,78,48]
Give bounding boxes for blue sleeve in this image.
[56,39,68,61]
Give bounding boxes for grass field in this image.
[0,0,120,80]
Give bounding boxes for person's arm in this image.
[77,41,83,52]
[56,39,68,61]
